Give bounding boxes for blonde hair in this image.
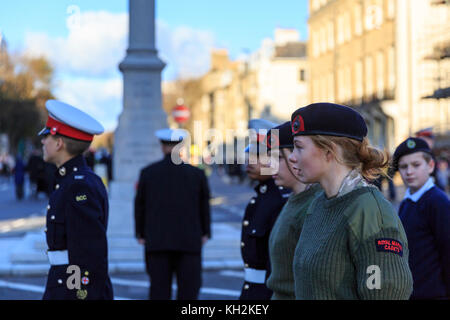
[310,135,389,181]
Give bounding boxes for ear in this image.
[427,158,435,174]
[55,136,65,152]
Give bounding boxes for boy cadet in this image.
[39,100,113,300]
[394,137,450,300]
[134,128,211,300]
[240,119,291,300]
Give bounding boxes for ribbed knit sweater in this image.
[267,184,322,300]
[293,186,413,300]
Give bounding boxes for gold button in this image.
[51,215,55,220]
[58,279,63,284]
[243,220,249,226]
[73,167,78,172]
[47,205,50,210]
[55,184,60,190]
[250,199,255,204]
[241,242,245,247]
[245,263,249,268]
[244,284,249,290]
[44,228,47,232]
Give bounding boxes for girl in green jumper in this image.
[289,103,413,300]
[263,122,322,300]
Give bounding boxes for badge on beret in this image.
[266,132,280,149]
[291,115,305,134]
[76,289,88,300]
[407,139,416,149]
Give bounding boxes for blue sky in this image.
[0,0,309,131]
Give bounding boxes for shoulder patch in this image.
[375,238,403,257]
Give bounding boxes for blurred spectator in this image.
[14,154,25,200]
[436,158,449,193]
[27,149,45,199]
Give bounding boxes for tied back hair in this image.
[310,135,389,181]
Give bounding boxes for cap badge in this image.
[407,139,416,149]
[51,127,58,135]
[266,132,280,149]
[292,115,305,134]
[59,167,66,176]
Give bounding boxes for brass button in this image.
[241,242,245,248]
[55,184,60,190]
[73,167,78,172]
[245,263,249,268]
[58,279,63,284]
[250,199,256,204]
[50,215,55,220]
[47,205,50,210]
[243,220,249,226]
[244,284,249,290]
[59,167,66,176]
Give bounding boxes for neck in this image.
[291,181,307,195]
[320,164,352,198]
[54,153,75,168]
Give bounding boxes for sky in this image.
[0,0,309,131]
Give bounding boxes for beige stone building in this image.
[163,29,309,161]
[308,0,450,151]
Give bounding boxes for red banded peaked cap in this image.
[39,100,104,142]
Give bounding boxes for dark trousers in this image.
[145,250,202,300]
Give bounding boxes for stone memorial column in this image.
[108,0,166,238]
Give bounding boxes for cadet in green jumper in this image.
[289,103,413,300]
[262,121,322,300]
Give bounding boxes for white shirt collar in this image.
[404,177,435,202]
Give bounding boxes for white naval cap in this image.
[155,128,188,143]
[245,118,279,153]
[38,100,104,142]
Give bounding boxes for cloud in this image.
[54,77,122,131]
[23,10,217,131]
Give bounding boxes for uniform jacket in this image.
[241,178,290,271]
[134,154,211,253]
[43,155,113,300]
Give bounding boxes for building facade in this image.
[308,0,450,150]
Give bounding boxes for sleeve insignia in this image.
[375,238,403,257]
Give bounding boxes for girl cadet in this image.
[289,102,413,300]
[262,121,322,300]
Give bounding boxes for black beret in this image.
[265,121,293,151]
[290,103,368,142]
[392,137,432,170]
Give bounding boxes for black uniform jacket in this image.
[43,155,113,300]
[134,154,211,253]
[241,178,290,271]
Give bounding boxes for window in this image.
[387,0,395,19]
[376,51,384,99]
[365,55,374,98]
[387,46,396,96]
[299,69,306,82]
[327,21,334,50]
[354,4,362,36]
[355,60,363,101]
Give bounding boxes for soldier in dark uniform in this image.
[38,100,113,300]
[240,119,291,300]
[134,128,211,300]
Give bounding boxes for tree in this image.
[0,50,55,154]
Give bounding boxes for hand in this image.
[137,238,145,245]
